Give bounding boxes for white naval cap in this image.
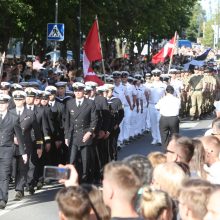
[55,81,67,88]
[11,83,23,90]
[45,85,57,94]
[105,84,115,90]
[0,82,11,90]
[151,68,162,75]
[12,90,27,100]
[0,94,11,103]
[96,85,108,92]
[72,82,85,89]
[85,81,98,88]
[24,87,38,97]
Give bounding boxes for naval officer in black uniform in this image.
[64,82,98,182]
[11,90,43,200]
[0,94,26,209]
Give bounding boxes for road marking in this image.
[180,122,199,129]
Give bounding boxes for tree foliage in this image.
[185,2,206,42]
[0,0,197,58]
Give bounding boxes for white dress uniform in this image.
[147,80,166,144]
[136,84,147,133]
[170,78,184,98]
[144,81,152,131]
[123,82,137,139]
[113,83,128,144]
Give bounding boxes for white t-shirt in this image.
[214,100,220,111]
[204,161,220,184]
[155,94,181,116]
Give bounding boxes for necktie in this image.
[78,101,81,107]
[0,114,3,124]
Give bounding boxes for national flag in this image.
[195,48,211,61]
[152,36,176,64]
[83,20,104,86]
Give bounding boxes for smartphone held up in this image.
[44,166,71,181]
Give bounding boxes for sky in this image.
[200,0,218,20]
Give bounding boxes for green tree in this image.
[185,2,206,42]
[202,20,214,47]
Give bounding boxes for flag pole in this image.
[96,15,106,83]
[0,52,5,80]
[167,31,177,74]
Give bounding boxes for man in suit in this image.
[0,94,26,209]
[65,82,98,182]
[11,90,43,200]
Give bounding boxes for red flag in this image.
[152,36,176,64]
[83,20,104,86]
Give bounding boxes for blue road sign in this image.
[47,23,64,41]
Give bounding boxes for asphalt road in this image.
[0,117,213,220]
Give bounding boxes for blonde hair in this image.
[56,186,91,220]
[140,186,172,220]
[104,161,141,200]
[147,152,167,168]
[179,179,214,219]
[153,162,187,199]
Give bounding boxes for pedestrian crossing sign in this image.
[47,23,64,41]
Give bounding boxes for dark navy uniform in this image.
[0,94,25,208]
[65,97,97,181]
[107,96,124,160]
[11,107,43,196]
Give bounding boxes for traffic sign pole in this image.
[53,0,59,67]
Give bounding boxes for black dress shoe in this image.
[36,182,43,190]
[0,200,6,209]
[14,191,24,201]
[29,186,35,195]
[190,117,195,121]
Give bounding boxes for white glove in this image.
[22,154,28,164]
